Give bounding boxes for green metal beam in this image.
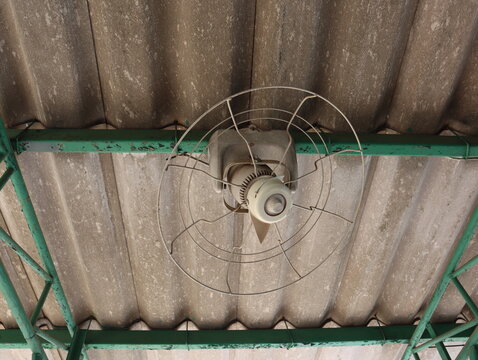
[35,329,68,350]
[456,326,478,360]
[30,281,52,325]
[402,204,478,359]
[452,255,478,279]
[0,121,78,338]
[0,324,473,350]
[470,345,478,360]
[0,120,85,358]
[0,228,52,282]
[66,327,88,360]
[7,129,478,157]
[425,324,451,360]
[451,278,478,319]
[0,167,14,190]
[0,260,47,359]
[414,319,478,352]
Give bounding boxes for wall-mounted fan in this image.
[157,86,364,295]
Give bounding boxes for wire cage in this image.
[157,86,365,295]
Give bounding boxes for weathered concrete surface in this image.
[0,0,477,133]
[251,0,418,132]
[448,36,478,135]
[0,152,476,331]
[387,0,478,134]
[87,0,255,129]
[0,1,477,359]
[0,0,104,127]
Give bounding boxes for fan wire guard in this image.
[157,86,365,295]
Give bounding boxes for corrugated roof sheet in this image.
[1,0,478,359]
[0,153,476,344]
[1,0,477,134]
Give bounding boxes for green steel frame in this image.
[6,128,478,157]
[0,121,87,360]
[0,324,474,350]
[401,204,478,360]
[0,121,477,359]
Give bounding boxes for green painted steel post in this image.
[425,324,451,360]
[0,228,52,281]
[452,255,478,279]
[402,203,478,359]
[35,329,69,350]
[0,258,47,359]
[0,119,83,357]
[30,281,52,325]
[66,329,87,360]
[451,278,478,319]
[470,345,478,360]
[0,167,14,190]
[414,320,478,353]
[456,326,478,360]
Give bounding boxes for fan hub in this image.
[228,164,292,224]
[246,175,292,224]
[264,194,287,216]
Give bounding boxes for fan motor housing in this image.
[227,164,272,203]
[208,128,298,193]
[227,164,292,223]
[246,176,292,223]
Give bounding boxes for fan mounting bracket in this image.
[208,128,298,193]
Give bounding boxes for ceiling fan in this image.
[157,86,364,295]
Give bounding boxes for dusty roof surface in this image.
[0,0,477,134]
[0,151,476,360]
[2,152,478,327]
[0,0,477,359]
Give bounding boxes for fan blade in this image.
[250,213,270,243]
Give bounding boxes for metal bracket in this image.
[208,129,298,193]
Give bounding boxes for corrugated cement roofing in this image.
[0,0,478,359]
